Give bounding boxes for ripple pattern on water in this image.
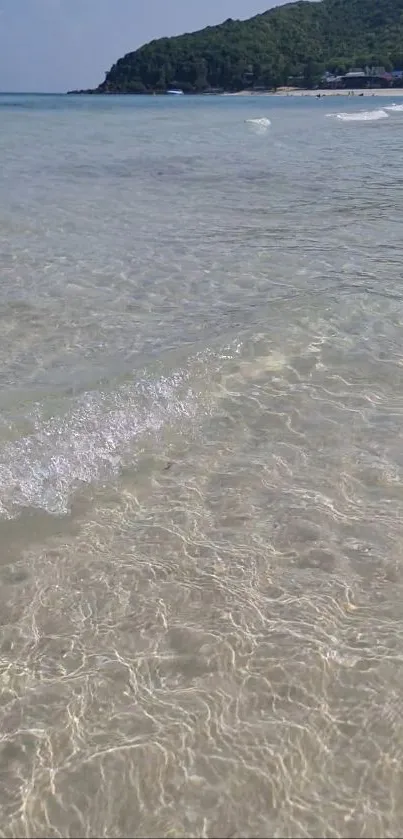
[1,93,403,838]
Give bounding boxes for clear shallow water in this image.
[1,92,403,837]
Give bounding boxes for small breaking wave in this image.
[327,109,389,122]
[245,117,271,134]
[0,371,199,519]
[384,103,403,112]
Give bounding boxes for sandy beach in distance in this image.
[227,87,403,97]
[280,87,403,97]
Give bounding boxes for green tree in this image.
[303,58,325,87]
[75,0,403,95]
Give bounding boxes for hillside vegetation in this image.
[84,0,403,93]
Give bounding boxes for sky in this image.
[0,0,292,92]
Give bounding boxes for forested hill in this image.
[77,0,403,93]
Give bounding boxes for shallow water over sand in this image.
[1,93,403,837]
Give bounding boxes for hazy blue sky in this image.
[0,0,290,92]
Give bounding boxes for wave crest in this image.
[245,117,271,134]
[327,109,389,122]
[0,372,198,519]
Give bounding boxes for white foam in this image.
[245,118,271,127]
[245,117,271,134]
[0,372,198,518]
[327,109,389,122]
[385,103,403,112]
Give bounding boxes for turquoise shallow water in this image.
[1,92,403,837]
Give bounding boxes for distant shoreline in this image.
[67,87,403,98]
[226,87,403,97]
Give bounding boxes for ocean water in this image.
[1,91,403,838]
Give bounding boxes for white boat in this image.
[166,88,184,95]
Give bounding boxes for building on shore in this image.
[321,67,396,89]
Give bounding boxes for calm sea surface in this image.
[1,92,403,838]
